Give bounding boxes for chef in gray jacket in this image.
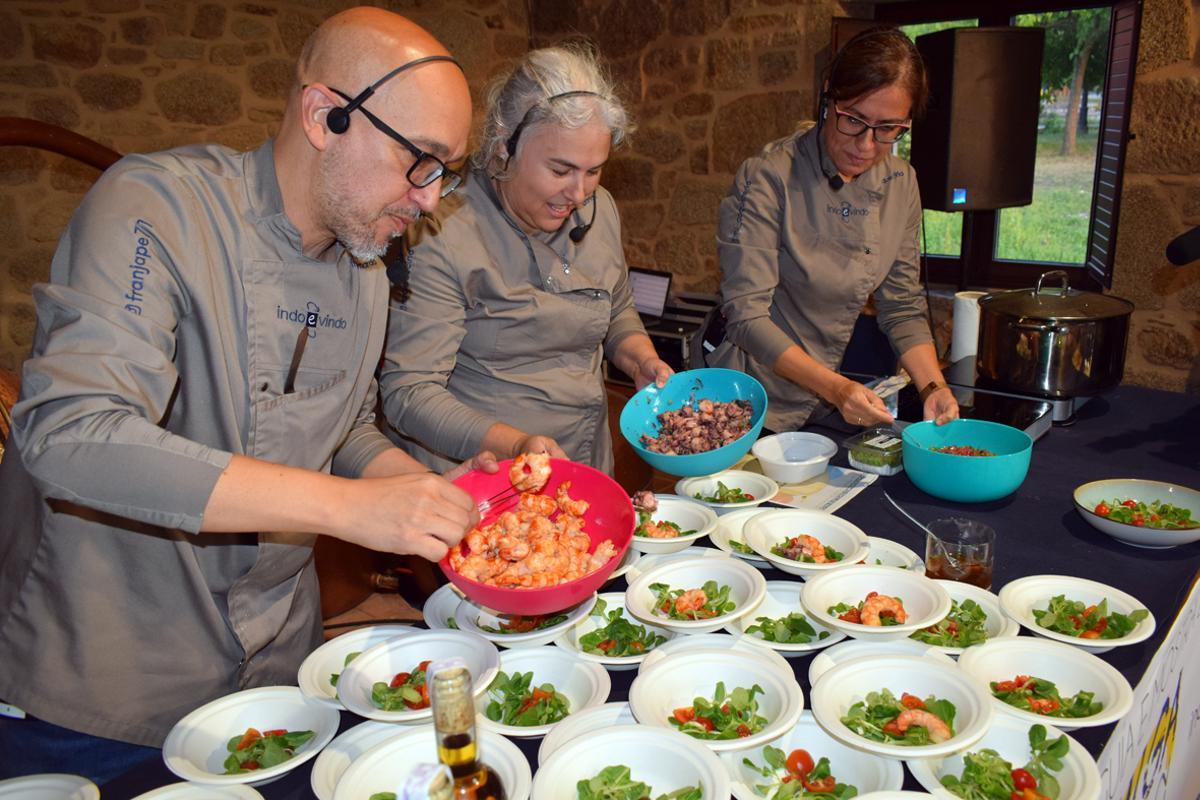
[710,27,958,432]
[380,44,671,475]
[0,8,481,781]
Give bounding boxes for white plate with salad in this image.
[605,544,639,582]
[801,565,952,642]
[554,592,675,670]
[455,594,596,649]
[624,545,733,584]
[625,553,767,635]
[998,574,1155,654]
[298,624,416,709]
[908,580,1018,657]
[956,636,1134,730]
[708,508,771,565]
[308,721,400,800]
[742,509,871,580]
[422,583,464,630]
[808,638,954,686]
[863,536,924,572]
[639,631,793,678]
[537,701,638,765]
[630,493,719,555]
[725,580,845,655]
[675,470,780,515]
[475,645,611,738]
[906,713,1100,800]
[724,710,903,800]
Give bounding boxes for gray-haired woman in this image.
[379,44,671,475]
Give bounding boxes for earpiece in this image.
[326,105,350,135]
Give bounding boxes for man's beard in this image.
[317,152,418,265]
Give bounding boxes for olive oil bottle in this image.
[430,662,506,800]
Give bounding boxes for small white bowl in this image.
[908,581,1018,657]
[708,508,771,565]
[864,536,924,572]
[639,632,794,678]
[455,594,597,649]
[624,545,732,583]
[998,574,1156,654]
[553,591,675,670]
[605,542,639,582]
[309,721,400,800]
[331,723,532,800]
[161,686,339,786]
[631,494,719,554]
[629,648,804,753]
[809,655,993,759]
[801,566,952,641]
[675,470,780,515]
[476,645,611,738]
[809,638,955,686]
[1073,478,1200,549]
[336,629,500,723]
[625,553,767,635]
[957,636,1134,730]
[906,713,1100,799]
[724,711,903,800]
[0,775,99,800]
[751,431,838,484]
[537,701,638,765]
[132,784,262,799]
[742,509,871,579]
[725,580,846,656]
[422,583,465,630]
[532,724,729,800]
[298,624,416,708]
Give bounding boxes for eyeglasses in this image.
[832,103,912,144]
[330,88,463,197]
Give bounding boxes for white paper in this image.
[735,455,878,513]
[950,290,987,363]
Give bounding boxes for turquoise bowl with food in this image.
[901,419,1032,502]
[619,368,767,477]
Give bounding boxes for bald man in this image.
[0,8,479,780]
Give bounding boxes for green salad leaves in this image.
[650,580,736,620]
[578,597,667,657]
[840,689,956,746]
[745,612,830,644]
[668,681,767,740]
[485,670,570,726]
[1033,595,1148,639]
[910,599,989,649]
[694,481,754,504]
[941,724,1069,800]
[577,765,701,800]
[223,727,314,774]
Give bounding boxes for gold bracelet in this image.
[919,380,949,403]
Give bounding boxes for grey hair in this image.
[474,43,633,175]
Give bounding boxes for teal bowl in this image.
[901,419,1033,502]
[619,368,767,477]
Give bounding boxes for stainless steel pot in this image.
[976,270,1134,399]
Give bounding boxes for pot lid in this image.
[979,270,1133,320]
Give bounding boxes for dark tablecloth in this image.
[102,385,1200,798]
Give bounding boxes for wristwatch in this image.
[919,380,949,402]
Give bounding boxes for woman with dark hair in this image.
[710,26,958,432]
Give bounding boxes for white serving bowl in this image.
[455,594,597,649]
[132,783,262,799]
[725,580,845,656]
[553,591,675,670]
[309,721,400,800]
[624,545,732,583]
[532,724,729,800]
[810,655,992,759]
[1073,478,1200,549]
[743,509,871,579]
[675,470,780,515]
[639,631,793,677]
[336,629,500,723]
[957,636,1134,730]
[708,508,771,565]
[998,574,1156,654]
[162,686,339,786]
[909,581,1018,657]
[422,583,465,630]
[631,494,719,554]
[906,713,1100,799]
[864,536,924,572]
[0,775,99,800]
[725,711,902,800]
[476,645,611,738]
[629,648,804,753]
[298,624,416,708]
[808,639,955,686]
[751,431,837,484]
[537,701,638,765]
[625,553,767,635]
[331,723,531,800]
[605,544,639,582]
[801,566,952,641]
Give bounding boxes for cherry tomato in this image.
[417,660,432,673]
[785,749,815,777]
[744,494,755,500]
[1080,630,1101,639]
[994,680,1017,693]
[802,775,837,793]
[596,639,616,653]
[262,729,288,737]
[235,727,261,751]
[900,693,926,710]
[390,671,411,689]
[695,716,715,732]
[1121,499,1138,508]
[720,703,731,715]
[1094,502,1111,516]
[517,687,553,716]
[673,707,696,724]
[243,760,260,770]
[1012,769,1038,791]
[1133,514,1145,526]
[736,723,751,737]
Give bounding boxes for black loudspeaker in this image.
[911,27,1045,212]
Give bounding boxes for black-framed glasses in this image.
[330,87,463,197]
[832,103,912,144]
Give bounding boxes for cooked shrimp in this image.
[510,453,551,492]
[518,492,557,516]
[674,588,709,613]
[555,481,589,516]
[860,592,908,625]
[796,534,828,563]
[640,521,680,539]
[588,540,617,571]
[895,708,952,743]
[496,535,529,561]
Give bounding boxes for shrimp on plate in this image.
[860,592,908,625]
[510,453,551,492]
[673,588,708,614]
[894,708,952,743]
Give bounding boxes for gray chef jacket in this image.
[0,140,392,746]
[380,167,645,474]
[710,125,932,431]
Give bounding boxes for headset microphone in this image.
[326,54,461,135]
[827,173,844,191]
[568,195,598,243]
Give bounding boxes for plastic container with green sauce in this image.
[844,427,904,475]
